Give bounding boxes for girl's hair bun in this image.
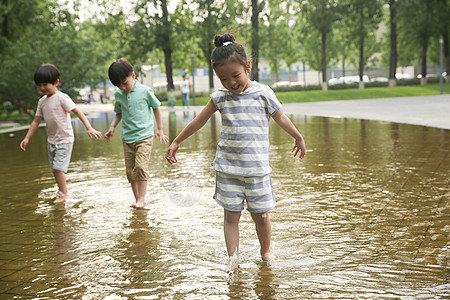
[214,34,235,47]
[211,33,247,68]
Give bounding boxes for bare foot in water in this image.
[131,201,146,209]
[227,260,239,272]
[54,191,66,203]
[226,253,239,272]
[262,253,279,264]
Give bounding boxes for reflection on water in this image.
[0,109,449,298]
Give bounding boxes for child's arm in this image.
[104,113,122,142]
[152,107,169,144]
[272,110,306,159]
[20,115,43,151]
[166,99,217,164]
[72,108,102,139]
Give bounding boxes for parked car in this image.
[371,77,389,82]
[272,81,305,88]
[328,77,344,85]
[395,73,412,79]
[328,75,369,85]
[288,81,305,87]
[417,73,437,79]
[271,81,291,88]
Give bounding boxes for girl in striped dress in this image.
[166,33,306,270]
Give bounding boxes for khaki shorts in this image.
[123,136,153,182]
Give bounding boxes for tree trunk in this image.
[208,59,214,91]
[163,47,174,90]
[342,53,346,80]
[204,41,214,91]
[273,63,279,83]
[2,0,7,36]
[444,31,450,76]
[288,64,293,81]
[420,41,428,85]
[439,0,450,75]
[321,32,327,90]
[161,0,174,90]
[388,0,397,87]
[203,1,215,91]
[1,0,7,52]
[251,0,260,81]
[359,35,365,89]
[302,61,306,85]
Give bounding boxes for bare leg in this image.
[251,211,277,262]
[130,181,139,201]
[224,209,241,270]
[53,170,67,203]
[131,180,147,208]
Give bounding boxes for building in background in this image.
[82,59,419,104]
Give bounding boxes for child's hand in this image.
[104,128,114,142]
[87,128,102,139]
[166,142,179,164]
[155,129,169,144]
[20,139,28,151]
[292,138,306,159]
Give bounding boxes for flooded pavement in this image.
[0,109,449,299]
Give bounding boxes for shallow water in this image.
[0,109,449,299]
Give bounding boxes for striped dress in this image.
[211,81,282,177]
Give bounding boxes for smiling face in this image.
[214,61,252,95]
[37,79,59,97]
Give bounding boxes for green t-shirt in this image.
[168,91,175,102]
[114,80,161,143]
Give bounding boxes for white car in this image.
[371,77,389,82]
[396,73,412,79]
[328,75,369,85]
[328,77,344,85]
[289,81,305,87]
[271,81,291,88]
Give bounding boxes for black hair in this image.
[108,58,134,86]
[211,34,248,69]
[34,64,60,85]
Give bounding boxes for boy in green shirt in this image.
[168,88,176,107]
[104,58,168,208]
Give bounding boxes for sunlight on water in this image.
[0,109,449,298]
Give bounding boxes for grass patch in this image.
[0,111,33,124]
[276,83,450,103]
[161,83,450,106]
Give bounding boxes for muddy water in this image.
[0,110,449,298]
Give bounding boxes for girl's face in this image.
[214,61,251,95]
[37,79,59,97]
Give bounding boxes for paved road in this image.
[2,94,449,134]
[282,94,450,130]
[77,94,449,130]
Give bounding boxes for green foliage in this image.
[301,0,342,84]
[340,0,383,74]
[275,83,450,103]
[396,0,442,74]
[0,0,117,113]
[186,0,244,89]
[260,1,285,81]
[1,0,449,118]
[302,0,341,35]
